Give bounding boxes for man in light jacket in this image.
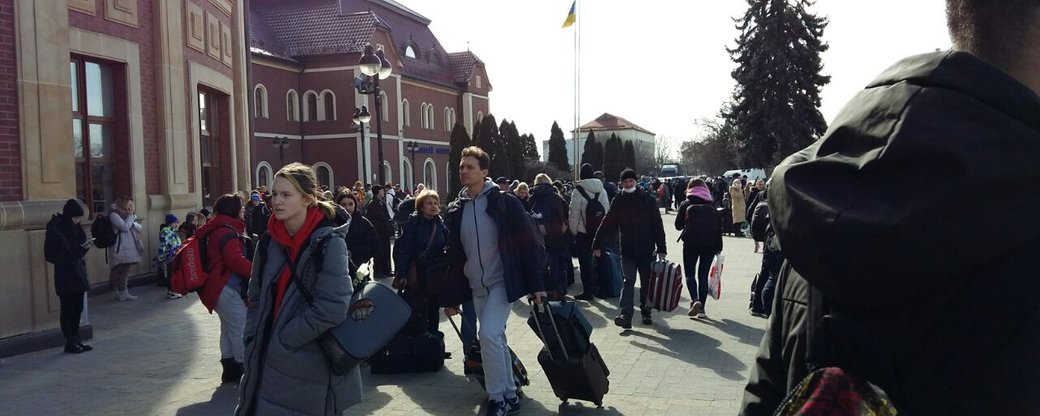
[569,163,611,301]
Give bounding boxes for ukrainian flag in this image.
[561,1,576,28]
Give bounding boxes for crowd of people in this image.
[39,2,1040,412]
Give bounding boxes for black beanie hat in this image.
[579,163,595,180]
[620,169,638,182]
[62,199,85,218]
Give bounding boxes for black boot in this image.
[220,358,240,383]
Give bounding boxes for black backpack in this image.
[91,213,118,249]
[576,187,605,234]
[681,203,719,245]
[530,194,567,247]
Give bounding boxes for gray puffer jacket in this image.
[236,218,361,416]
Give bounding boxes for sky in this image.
[419,1,952,157]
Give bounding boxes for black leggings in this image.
[59,292,85,345]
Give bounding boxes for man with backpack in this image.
[569,163,611,301]
[592,169,667,328]
[529,173,570,299]
[741,2,1040,413]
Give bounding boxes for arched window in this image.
[314,162,334,189]
[256,162,273,187]
[286,90,299,121]
[420,103,428,129]
[402,157,413,191]
[424,158,436,192]
[382,161,393,185]
[404,44,417,59]
[426,104,435,131]
[444,107,450,132]
[451,108,457,130]
[320,90,336,121]
[476,111,484,123]
[253,85,268,118]
[380,91,389,122]
[402,99,410,127]
[304,91,318,121]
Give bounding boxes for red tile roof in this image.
[580,113,655,135]
[449,51,481,84]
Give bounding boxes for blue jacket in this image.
[441,183,546,306]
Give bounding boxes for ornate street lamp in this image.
[352,106,371,184]
[405,140,420,191]
[272,136,290,169]
[355,45,393,185]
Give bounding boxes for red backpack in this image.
[170,224,238,295]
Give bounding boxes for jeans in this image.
[472,283,516,401]
[683,246,715,305]
[760,250,784,314]
[214,284,246,362]
[618,253,653,317]
[109,263,132,292]
[59,292,85,345]
[575,232,597,295]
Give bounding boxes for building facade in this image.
[543,113,656,169]
[248,0,491,194]
[0,0,252,355]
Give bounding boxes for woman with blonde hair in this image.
[729,178,747,236]
[108,196,144,301]
[236,162,361,415]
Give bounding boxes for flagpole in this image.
[572,0,580,181]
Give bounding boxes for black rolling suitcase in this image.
[368,330,445,374]
[530,301,609,407]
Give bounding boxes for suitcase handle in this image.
[528,299,570,362]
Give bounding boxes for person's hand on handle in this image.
[592,249,601,258]
[657,252,667,262]
[443,307,459,317]
[529,291,547,304]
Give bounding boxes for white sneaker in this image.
[166,291,184,299]
[689,301,704,317]
[117,290,137,301]
[696,312,707,319]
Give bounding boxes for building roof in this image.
[448,51,483,84]
[579,113,655,136]
[254,5,384,58]
[249,0,487,90]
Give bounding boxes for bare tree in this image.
[653,135,674,174]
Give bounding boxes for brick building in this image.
[248,0,491,194]
[0,0,252,355]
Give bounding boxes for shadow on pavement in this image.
[702,318,766,347]
[559,403,624,415]
[622,326,747,380]
[176,384,239,415]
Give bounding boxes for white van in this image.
[722,168,767,182]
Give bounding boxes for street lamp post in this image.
[272,136,290,169]
[405,140,419,191]
[352,106,371,185]
[355,44,392,185]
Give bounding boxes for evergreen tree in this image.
[728,0,829,171]
[623,140,636,172]
[448,122,471,199]
[603,133,624,183]
[522,133,540,161]
[580,131,601,171]
[546,121,570,173]
[500,119,525,181]
[476,114,500,178]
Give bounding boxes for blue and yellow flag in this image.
[561,1,576,28]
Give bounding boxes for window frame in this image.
[71,56,122,215]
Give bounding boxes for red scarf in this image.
[268,207,325,318]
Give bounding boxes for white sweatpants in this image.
[214,284,246,362]
[473,283,517,401]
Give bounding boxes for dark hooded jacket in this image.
[44,214,90,296]
[591,187,666,258]
[441,182,546,306]
[740,51,1040,415]
[528,183,570,252]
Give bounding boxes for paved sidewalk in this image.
[0,211,768,415]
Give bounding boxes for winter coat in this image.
[591,187,666,258]
[528,183,570,251]
[245,202,270,238]
[442,181,546,306]
[750,201,770,243]
[44,214,90,296]
[344,211,377,278]
[394,197,416,224]
[740,51,1040,415]
[365,198,393,238]
[157,226,181,264]
[746,187,763,220]
[675,195,723,254]
[237,217,360,416]
[107,207,143,266]
[729,184,746,224]
[394,213,448,281]
[568,178,611,235]
[198,214,251,313]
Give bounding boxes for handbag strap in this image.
[282,246,315,306]
[422,221,438,255]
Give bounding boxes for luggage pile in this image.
[368,288,446,374]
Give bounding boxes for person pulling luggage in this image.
[592,169,667,329]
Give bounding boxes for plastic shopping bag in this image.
[707,254,724,300]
